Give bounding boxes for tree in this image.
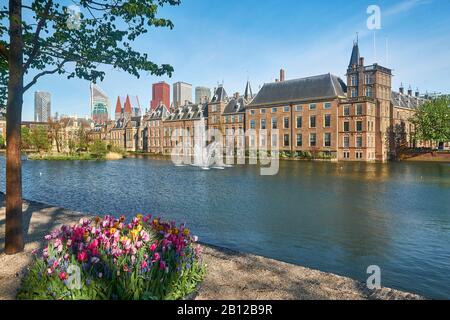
[0,133,5,148]
[48,118,67,153]
[20,126,32,149]
[90,139,108,159]
[30,125,51,152]
[411,96,450,147]
[1,0,179,254]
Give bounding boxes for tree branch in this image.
[23,0,53,71]
[23,60,67,92]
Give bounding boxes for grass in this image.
[28,152,103,161]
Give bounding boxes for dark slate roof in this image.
[391,91,427,109]
[244,81,253,101]
[248,73,347,107]
[211,86,228,103]
[223,97,246,114]
[165,103,208,121]
[349,42,360,68]
[148,104,169,120]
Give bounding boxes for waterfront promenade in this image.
[0,193,422,300]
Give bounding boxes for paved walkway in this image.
[0,194,423,300]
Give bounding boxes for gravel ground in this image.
[0,193,424,300]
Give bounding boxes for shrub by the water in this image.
[18,214,205,300]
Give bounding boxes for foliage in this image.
[18,214,205,300]
[107,144,126,155]
[0,134,5,148]
[89,140,108,159]
[411,96,450,143]
[76,127,90,151]
[28,153,94,161]
[21,126,33,150]
[30,125,52,152]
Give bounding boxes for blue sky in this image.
[22,0,450,120]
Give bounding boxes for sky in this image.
[21,0,450,120]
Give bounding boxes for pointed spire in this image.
[244,80,253,101]
[348,40,360,68]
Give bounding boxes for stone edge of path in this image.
[0,193,425,300]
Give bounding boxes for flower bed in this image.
[18,214,205,300]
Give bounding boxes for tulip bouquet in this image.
[18,214,205,300]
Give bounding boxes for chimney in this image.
[280,69,285,82]
[399,83,404,94]
[234,92,239,99]
[359,57,364,66]
[415,88,420,98]
[408,87,413,96]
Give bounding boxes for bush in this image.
[89,140,108,159]
[0,134,4,148]
[18,214,205,300]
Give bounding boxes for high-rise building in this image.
[151,81,170,110]
[195,86,211,104]
[173,82,192,108]
[90,83,110,124]
[34,91,51,122]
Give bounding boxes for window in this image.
[249,109,255,115]
[343,121,349,132]
[283,134,290,147]
[296,116,302,128]
[324,114,331,127]
[212,105,218,112]
[238,115,243,122]
[271,117,277,129]
[351,88,357,98]
[324,102,332,109]
[343,151,350,159]
[356,121,363,131]
[309,103,317,110]
[271,134,278,148]
[309,133,316,147]
[250,135,255,147]
[295,105,302,112]
[310,115,316,128]
[343,136,350,148]
[366,87,372,97]
[356,136,363,148]
[250,119,255,129]
[283,106,290,112]
[284,117,289,129]
[365,74,372,84]
[272,107,277,113]
[343,105,350,116]
[356,104,363,115]
[260,109,266,114]
[261,119,266,129]
[356,151,363,159]
[351,75,358,86]
[324,133,331,147]
[296,134,302,147]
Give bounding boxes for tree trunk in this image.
[5,0,24,254]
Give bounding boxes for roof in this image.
[211,86,228,103]
[248,73,347,107]
[391,91,427,109]
[349,42,360,68]
[165,103,208,121]
[244,81,253,102]
[149,104,170,120]
[223,97,246,114]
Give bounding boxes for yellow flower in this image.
[130,229,139,239]
[183,228,189,236]
[153,219,159,225]
[136,225,142,232]
[120,236,129,243]
[136,214,143,221]
[110,227,117,235]
[173,228,179,235]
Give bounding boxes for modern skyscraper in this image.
[173,82,192,108]
[90,83,110,124]
[151,81,170,110]
[195,86,211,104]
[34,91,51,122]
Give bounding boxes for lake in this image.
[0,156,449,298]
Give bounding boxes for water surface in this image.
[0,156,449,298]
